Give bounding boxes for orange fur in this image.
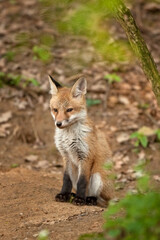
[49,77,114,206]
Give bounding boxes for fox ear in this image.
[71,77,87,98]
[48,75,61,95]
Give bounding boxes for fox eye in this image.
[53,108,58,112]
[66,108,73,112]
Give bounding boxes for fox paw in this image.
[72,196,85,206]
[55,193,71,202]
[86,196,97,205]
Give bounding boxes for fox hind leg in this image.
[86,173,103,205]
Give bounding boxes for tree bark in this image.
[111,0,160,105]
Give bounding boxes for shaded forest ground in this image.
[0,0,160,239]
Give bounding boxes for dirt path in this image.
[0,168,104,240]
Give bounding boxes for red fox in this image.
[49,75,114,206]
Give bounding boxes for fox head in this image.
[49,75,87,129]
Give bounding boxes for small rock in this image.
[24,155,38,162]
[116,133,130,143]
[0,111,12,123]
[138,151,145,160]
[122,156,130,164]
[0,123,12,137]
[114,161,123,170]
[138,126,155,137]
[119,96,130,105]
[153,175,160,182]
[33,233,38,238]
[35,160,49,169]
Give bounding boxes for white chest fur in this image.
[55,122,90,166]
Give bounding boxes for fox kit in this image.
[49,75,114,206]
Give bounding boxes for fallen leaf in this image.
[113,152,124,162]
[0,111,12,123]
[119,96,130,105]
[14,99,28,110]
[25,155,38,162]
[122,156,130,164]
[116,133,130,143]
[138,126,155,136]
[109,96,118,105]
[114,161,123,170]
[153,175,160,182]
[0,123,12,137]
[35,160,50,169]
[138,151,145,160]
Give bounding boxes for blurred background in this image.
[0,0,160,175]
[0,0,160,239]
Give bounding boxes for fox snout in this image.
[55,120,69,128]
[56,121,62,128]
[51,111,69,128]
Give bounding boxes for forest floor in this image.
[0,0,160,239]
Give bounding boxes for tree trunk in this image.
[111,0,160,105]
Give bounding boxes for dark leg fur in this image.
[55,172,72,202]
[72,175,87,206]
[86,196,97,205]
[55,192,71,202]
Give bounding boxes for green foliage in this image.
[9,0,16,4]
[16,32,31,47]
[79,233,104,240]
[38,230,49,240]
[25,78,40,87]
[104,191,160,240]
[0,72,39,87]
[155,129,160,141]
[40,0,133,63]
[130,131,148,148]
[104,73,121,84]
[86,98,101,107]
[0,72,5,87]
[138,103,149,109]
[0,73,21,87]
[40,34,54,47]
[137,174,150,193]
[105,161,113,170]
[33,45,51,63]
[4,51,16,62]
[15,32,54,64]
[7,74,21,86]
[80,191,160,240]
[10,163,19,168]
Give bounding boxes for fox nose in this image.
[56,121,62,127]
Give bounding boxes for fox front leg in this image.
[55,171,73,202]
[72,174,87,206]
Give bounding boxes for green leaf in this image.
[137,174,150,193]
[33,45,51,63]
[155,129,160,141]
[86,98,101,107]
[11,163,19,168]
[105,162,113,170]
[7,74,21,86]
[104,73,121,84]
[4,51,16,62]
[139,135,148,148]
[134,140,140,147]
[130,132,139,138]
[138,103,149,109]
[27,78,39,86]
[108,229,121,238]
[38,229,49,240]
